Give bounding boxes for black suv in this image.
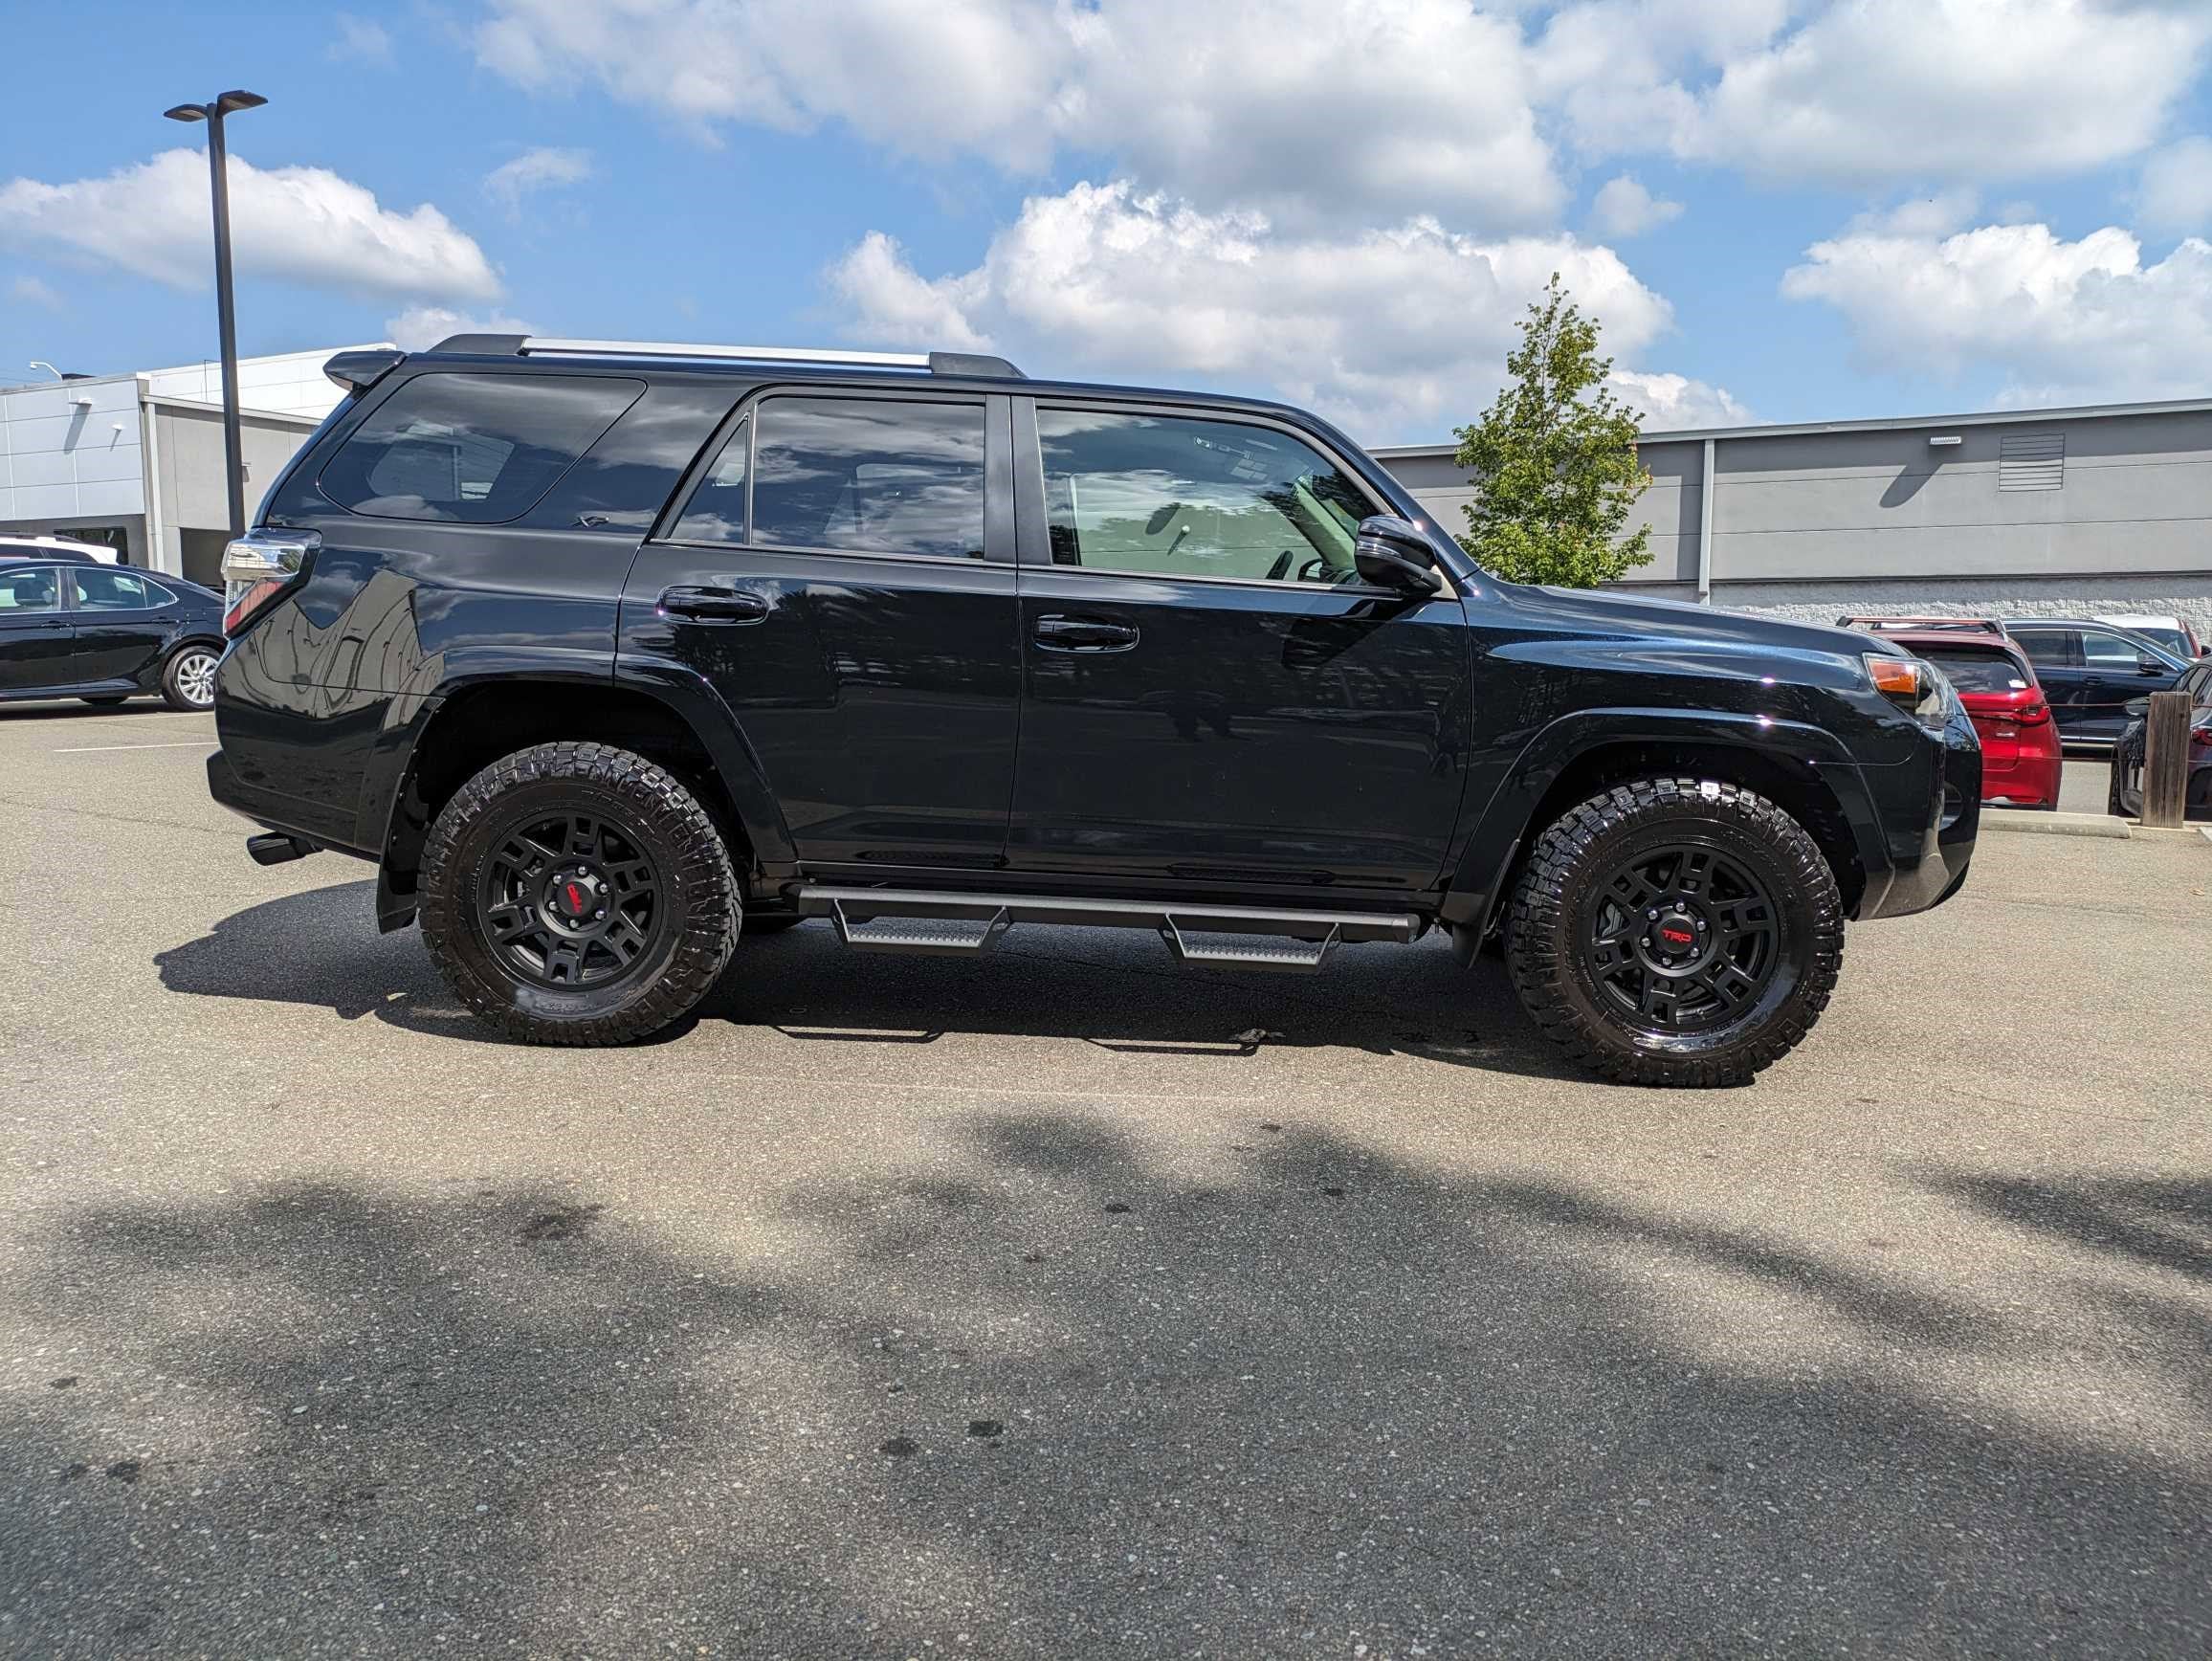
[206,338,1978,1085]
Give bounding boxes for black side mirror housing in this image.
[1353,515,1442,594]
[2138,654,2167,675]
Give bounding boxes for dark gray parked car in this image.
[2107,656,2212,820]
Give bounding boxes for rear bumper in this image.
[1845,710,1981,920]
[206,744,375,859]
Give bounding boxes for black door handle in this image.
[659,585,769,624]
[1034,614,1139,653]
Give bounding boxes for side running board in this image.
[797,886,1419,974]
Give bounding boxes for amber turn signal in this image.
[1864,655,1922,698]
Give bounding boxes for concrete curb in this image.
[1982,809,2130,838]
[1981,809,2211,843]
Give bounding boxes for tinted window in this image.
[320,372,643,523]
[1037,410,1376,585]
[2080,629,2151,668]
[72,567,158,609]
[0,565,62,613]
[2011,630,2072,668]
[749,398,986,559]
[672,414,749,544]
[1918,646,2031,694]
[2125,625,2190,657]
[549,382,738,534]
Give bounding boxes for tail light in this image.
[2010,700,2050,726]
[219,529,319,634]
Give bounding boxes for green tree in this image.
[1453,274,1652,587]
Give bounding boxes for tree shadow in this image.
[154,883,1588,1080]
[8,1127,2207,1656]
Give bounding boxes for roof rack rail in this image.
[425,335,1027,380]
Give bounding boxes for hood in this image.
[1515,584,1876,660]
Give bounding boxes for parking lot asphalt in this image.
[3,700,2209,1659]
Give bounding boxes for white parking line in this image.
[51,741,213,754]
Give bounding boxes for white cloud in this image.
[1781,221,2212,403]
[2136,137,2212,237]
[483,146,594,215]
[0,149,499,303]
[1544,0,2211,188]
[329,13,394,66]
[1588,176,1682,239]
[384,305,539,352]
[476,0,1560,228]
[830,182,1701,441]
[10,274,62,310]
[1607,370,1750,430]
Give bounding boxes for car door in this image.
[65,565,175,688]
[2009,627,2085,739]
[0,565,76,694]
[2076,626,2178,742]
[1005,401,1470,894]
[620,388,1021,873]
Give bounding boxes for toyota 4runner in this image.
[207,338,1979,1085]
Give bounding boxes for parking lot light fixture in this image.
[164,89,267,540]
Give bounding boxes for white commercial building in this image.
[0,346,383,587]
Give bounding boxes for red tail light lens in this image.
[2011,700,2050,726]
[218,530,319,635]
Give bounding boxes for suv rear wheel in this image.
[1504,778,1843,1087]
[419,742,738,1045]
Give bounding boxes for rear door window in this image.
[2080,628,2152,670]
[319,372,644,523]
[746,397,987,560]
[70,567,158,609]
[2010,629,2075,670]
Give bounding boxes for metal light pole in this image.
[163,89,266,540]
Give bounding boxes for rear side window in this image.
[1918,646,2030,694]
[72,567,159,609]
[319,372,643,523]
[746,397,986,559]
[2011,630,2074,669]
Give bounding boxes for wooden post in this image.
[2140,690,2190,829]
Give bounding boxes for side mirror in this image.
[2123,698,2151,719]
[2138,653,2166,676]
[1353,515,1442,594]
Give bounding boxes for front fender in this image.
[1438,707,1880,932]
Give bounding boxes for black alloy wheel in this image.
[419,742,739,1045]
[1582,844,1779,1033]
[1505,777,1844,1087]
[477,810,664,990]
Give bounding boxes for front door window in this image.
[1037,410,1376,587]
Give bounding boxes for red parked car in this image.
[1870,628,2064,809]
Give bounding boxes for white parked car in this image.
[2093,612,2204,659]
[0,533,119,565]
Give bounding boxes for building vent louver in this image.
[1999,432,2065,491]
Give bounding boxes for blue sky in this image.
[5,1,2211,444]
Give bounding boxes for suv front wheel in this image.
[419,742,739,1045]
[1505,778,1844,1087]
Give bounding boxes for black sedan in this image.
[0,558,226,712]
[2107,656,2212,820]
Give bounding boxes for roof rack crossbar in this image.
[498,338,1026,379]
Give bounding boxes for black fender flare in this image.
[363,660,796,932]
[1438,707,1880,935]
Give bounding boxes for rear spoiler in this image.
[323,348,405,393]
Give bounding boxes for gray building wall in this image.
[1374,399,2212,641]
[150,401,321,586]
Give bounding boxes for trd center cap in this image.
[1649,911,1702,962]
[545,869,607,925]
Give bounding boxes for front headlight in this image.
[1863,652,1947,726]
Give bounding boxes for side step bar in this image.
[798,885,1421,974]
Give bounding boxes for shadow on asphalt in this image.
[154,880,1585,1082]
[5,1124,2206,1654]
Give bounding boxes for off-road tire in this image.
[2106,752,2126,818]
[1504,778,1844,1087]
[419,742,738,1045]
[161,644,220,711]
